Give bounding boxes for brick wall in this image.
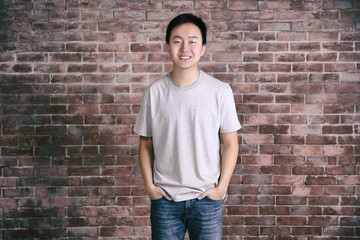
[0,0,359,239]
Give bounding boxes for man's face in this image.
[167,23,206,71]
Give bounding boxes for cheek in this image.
[193,46,204,56]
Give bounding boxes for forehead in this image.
[170,23,202,39]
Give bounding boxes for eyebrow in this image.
[172,35,199,39]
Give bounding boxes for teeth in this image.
[180,56,191,59]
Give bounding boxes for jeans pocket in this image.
[204,196,223,202]
[151,196,164,202]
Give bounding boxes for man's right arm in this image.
[139,136,172,201]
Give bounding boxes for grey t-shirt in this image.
[134,71,241,202]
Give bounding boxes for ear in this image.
[200,44,206,56]
[166,43,170,52]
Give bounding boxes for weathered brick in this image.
[291,42,321,51]
[259,42,288,52]
[292,227,322,236]
[293,186,322,196]
[276,53,305,62]
[277,32,306,41]
[274,176,305,185]
[227,1,258,10]
[292,145,322,155]
[1,2,359,239]
[291,1,322,10]
[293,21,322,31]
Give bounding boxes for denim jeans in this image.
[150,197,223,240]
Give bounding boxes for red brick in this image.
[293,21,322,31]
[291,206,322,215]
[261,166,291,175]
[201,63,228,72]
[291,1,322,10]
[132,22,163,32]
[227,2,258,10]
[242,175,272,185]
[324,21,354,31]
[277,216,307,225]
[324,105,354,114]
[323,146,354,156]
[305,176,337,185]
[291,42,321,51]
[245,32,275,42]
[260,145,291,154]
[292,227,322,236]
[226,226,259,236]
[276,53,305,62]
[338,135,360,144]
[2,3,360,239]
[325,63,355,72]
[244,11,275,20]
[260,226,290,236]
[259,42,288,51]
[274,135,305,145]
[259,206,290,215]
[261,64,291,72]
[244,216,275,226]
[292,104,322,114]
[306,136,337,145]
[227,206,258,215]
[323,42,354,51]
[228,63,258,72]
[132,64,162,73]
[228,185,259,195]
[323,206,355,216]
[273,176,305,185]
[276,94,305,103]
[194,1,225,10]
[293,186,322,196]
[278,73,308,83]
[322,126,353,134]
[307,52,337,61]
[242,155,273,165]
[260,22,291,31]
[325,84,357,93]
[163,1,193,10]
[307,94,337,104]
[292,145,322,155]
[324,186,355,196]
[243,53,272,62]
[245,114,275,124]
[228,42,257,52]
[213,32,243,42]
[309,216,338,226]
[293,166,323,175]
[277,32,306,41]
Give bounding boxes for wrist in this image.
[145,182,156,192]
[216,184,228,195]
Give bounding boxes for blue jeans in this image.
[150,197,223,240]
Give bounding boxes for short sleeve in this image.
[219,85,241,134]
[134,89,152,137]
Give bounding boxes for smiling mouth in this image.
[180,56,191,59]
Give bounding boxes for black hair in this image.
[166,13,207,46]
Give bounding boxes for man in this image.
[134,13,241,240]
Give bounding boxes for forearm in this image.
[217,131,239,191]
[198,131,239,200]
[139,136,172,200]
[139,137,155,190]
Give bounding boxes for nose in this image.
[180,42,189,51]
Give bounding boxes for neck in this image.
[171,67,200,88]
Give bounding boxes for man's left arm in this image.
[198,131,239,200]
